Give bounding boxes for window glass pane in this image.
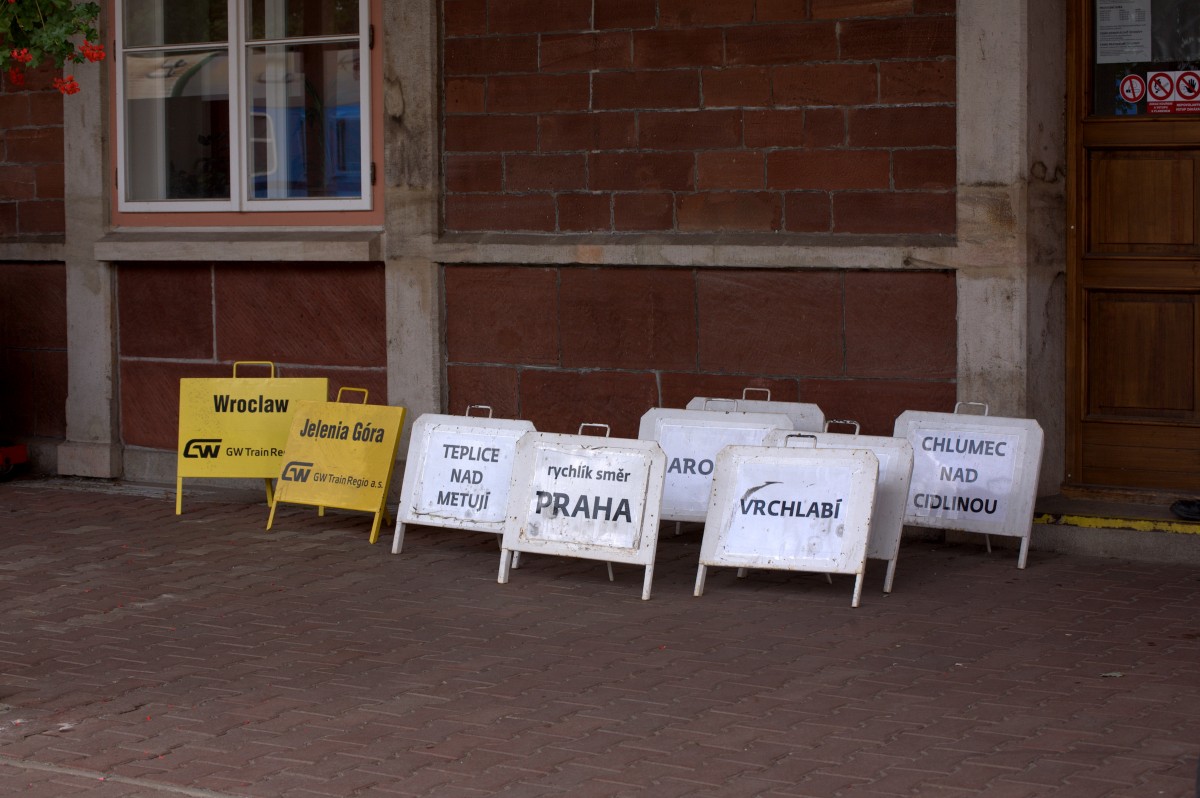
[124,50,231,201]
[246,43,362,199]
[249,0,358,40]
[123,0,228,48]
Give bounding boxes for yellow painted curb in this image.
[1033,513,1200,535]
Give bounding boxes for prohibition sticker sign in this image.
[1119,74,1146,103]
[1177,71,1200,101]
[1148,72,1175,102]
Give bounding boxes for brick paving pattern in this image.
[0,478,1198,797]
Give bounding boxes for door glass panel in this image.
[1093,0,1200,116]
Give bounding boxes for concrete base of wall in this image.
[1028,524,1200,566]
[123,448,179,485]
[19,437,60,476]
[903,524,1200,567]
[57,440,121,479]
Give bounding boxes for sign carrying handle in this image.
[466,405,494,418]
[578,423,611,437]
[742,387,771,401]
[954,401,990,416]
[701,398,739,412]
[336,387,370,404]
[824,419,860,435]
[783,433,818,447]
[232,361,275,378]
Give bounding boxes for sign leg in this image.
[391,521,406,554]
[606,562,614,582]
[368,512,383,545]
[985,533,992,553]
[851,571,865,608]
[640,563,654,601]
[736,567,748,579]
[694,564,708,596]
[266,501,278,531]
[175,477,183,515]
[262,479,274,504]
[884,556,898,594]
[498,548,512,584]
[1018,535,1030,569]
[496,535,521,568]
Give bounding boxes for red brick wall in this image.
[117,263,388,450]
[0,263,67,440]
[443,265,956,437]
[442,0,955,236]
[0,63,66,238]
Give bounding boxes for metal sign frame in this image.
[499,432,666,600]
[686,387,825,431]
[392,412,536,554]
[696,445,879,607]
[894,404,1044,568]
[765,427,913,593]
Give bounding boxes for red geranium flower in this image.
[52,75,79,95]
[6,66,24,87]
[80,41,104,63]
[10,48,32,64]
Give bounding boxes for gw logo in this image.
[183,439,222,459]
[281,461,314,483]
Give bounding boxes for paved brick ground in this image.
[0,477,1197,797]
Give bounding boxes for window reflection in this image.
[247,43,361,199]
[124,50,231,201]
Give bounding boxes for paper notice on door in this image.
[1097,0,1151,63]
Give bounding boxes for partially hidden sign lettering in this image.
[639,408,793,523]
[268,399,407,544]
[176,374,327,513]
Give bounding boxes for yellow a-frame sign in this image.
[176,362,327,513]
[268,389,407,543]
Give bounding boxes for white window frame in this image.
[115,0,372,213]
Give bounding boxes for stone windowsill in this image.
[95,228,383,263]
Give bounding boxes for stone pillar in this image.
[57,61,121,478]
[383,0,442,447]
[954,0,1029,422]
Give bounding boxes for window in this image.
[116,0,370,212]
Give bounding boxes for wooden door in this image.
[1068,1,1200,493]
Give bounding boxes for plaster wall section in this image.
[57,62,120,478]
